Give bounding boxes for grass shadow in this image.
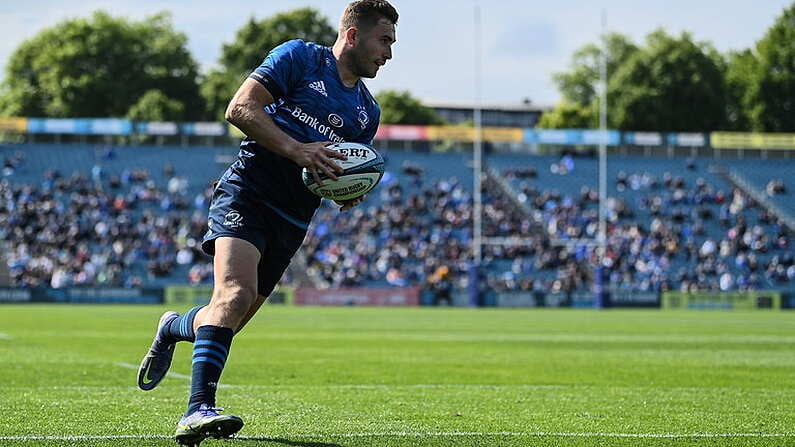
[234,437,344,447]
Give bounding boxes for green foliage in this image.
[547,32,653,130]
[609,30,726,131]
[126,89,185,122]
[537,102,594,129]
[724,50,758,130]
[551,6,795,133]
[376,90,445,125]
[553,33,639,106]
[748,4,795,131]
[199,69,246,121]
[201,8,336,119]
[0,11,202,120]
[222,9,336,75]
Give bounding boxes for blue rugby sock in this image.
[186,325,234,415]
[161,306,204,343]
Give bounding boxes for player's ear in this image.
[345,27,358,46]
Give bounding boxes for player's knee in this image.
[210,282,257,319]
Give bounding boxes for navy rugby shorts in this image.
[201,176,307,298]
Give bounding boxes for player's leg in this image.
[137,305,205,391]
[175,236,258,445]
[218,207,307,334]
[235,294,267,333]
[187,294,264,338]
[233,239,302,333]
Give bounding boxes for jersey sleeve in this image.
[248,39,308,100]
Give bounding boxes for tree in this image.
[536,102,593,129]
[543,33,637,128]
[201,8,336,120]
[126,90,185,122]
[375,90,445,125]
[0,11,203,120]
[609,30,726,131]
[199,70,242,122]
[553,33,639,106]
[724,49,758,130]
[748,3,795,131]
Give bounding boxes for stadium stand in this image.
[0,144,234,288]
[1,143,792,299]
[488,153,792,294]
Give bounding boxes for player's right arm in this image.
[225,78,344,184]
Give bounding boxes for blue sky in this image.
[0,0,791,106]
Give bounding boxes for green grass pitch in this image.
[1,304,794,446]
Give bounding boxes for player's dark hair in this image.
[340,0,398,32]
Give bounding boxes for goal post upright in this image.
[469,7,611,309]
[470,4,484,307]
[595,9,609,309]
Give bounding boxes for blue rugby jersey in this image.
[232,39,381,228]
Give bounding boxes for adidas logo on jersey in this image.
[308,80,327,97]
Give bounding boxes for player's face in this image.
[351,19,395,79]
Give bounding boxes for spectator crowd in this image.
[2,165,212,288]
[1,148,792,298]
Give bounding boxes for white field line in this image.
[243,332,795,344]
[115,362,232,388]
[7,383,795,394]
[2,432,795,441]
[0,435,171,441]
[0,333,13,340]
[283,432,795,438]
[233,384,572,390]
[0,435,174,441]
[2,382,568,392]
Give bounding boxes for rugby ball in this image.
[302,142,385,201]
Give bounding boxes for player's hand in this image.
[335,195,366,212]
[291,141,347,185]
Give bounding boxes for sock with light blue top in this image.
[186,325,234,415]
[161,306,204,343]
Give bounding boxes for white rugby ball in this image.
[302,142,385,201]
